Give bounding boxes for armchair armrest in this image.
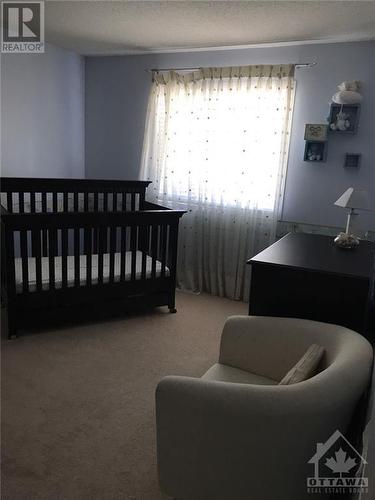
[156,375,353,500]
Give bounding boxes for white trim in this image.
[83,35,375,57]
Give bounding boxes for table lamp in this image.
[334,187,371,248]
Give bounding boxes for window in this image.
[141,65,295,212]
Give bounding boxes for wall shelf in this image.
[328,103,360,134]
[304,141,327,163]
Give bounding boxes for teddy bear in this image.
[330,109,351,131]
[332,81,362,105]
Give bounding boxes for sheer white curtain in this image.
[141,65,295,300]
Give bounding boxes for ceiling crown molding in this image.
[83,35,375,57]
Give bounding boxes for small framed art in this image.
[304,141,327,162]
[344,153,361,168]
[328,104,360,134]
[304,124,328,142]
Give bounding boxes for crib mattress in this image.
[15,251,169,293]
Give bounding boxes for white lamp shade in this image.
[334,188,371,210]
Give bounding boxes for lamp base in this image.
[334,232,359,249]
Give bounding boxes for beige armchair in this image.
[156,316,373,500]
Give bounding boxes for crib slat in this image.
[94,192,99,212]
[7,192,13,212]
[141,235,147,281]
[74,192,79,212]
[139,191,145,211]
[168,222,179,284]
[74,228,80,287]
[113,192,118,212]
[30,192,36,213]
[131,226,137,281]
[61,228,68,288]
[109,226,116,283]
[122,193,127,211]
[30,193,36,259]
[85,227,92,286]
[53,192,58,212]
[20,230,29,293]
[131,193,136,211]
[42,192,47,212]
[32,230,42,292]
[138,224,148,254]
[151,224,158,279]
[42,193,48,256]
[98,227,106,285]
[103,194,109,252]
[84,192,89,212]
[93,193,99,253]
[48,229,57,290]
[63,192,69,212]
[19,192,25,213]
[120,226,126,281]
[160,224,167,278]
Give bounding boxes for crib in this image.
[1,177,185,338]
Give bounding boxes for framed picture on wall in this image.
[304,141,327,162]
[328,104,360,134]
[304,124,328,142]
[344,153,361,168]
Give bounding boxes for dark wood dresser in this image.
[247,232,375,338]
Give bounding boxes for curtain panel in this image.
[140,64,295,300]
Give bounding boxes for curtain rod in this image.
[145,62,317,73]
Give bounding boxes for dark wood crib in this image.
[1,177,185,338]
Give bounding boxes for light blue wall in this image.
[85,40,375,230]
[1,43,85,178]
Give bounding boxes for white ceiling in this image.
[45,1,375,56]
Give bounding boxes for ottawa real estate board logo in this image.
[1,1,45,53]
[307,430,368,495]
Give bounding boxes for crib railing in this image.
[1,178,185,337]
[0,177,151,214]
[1,209,183,297]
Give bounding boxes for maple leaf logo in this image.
[325,448,357,477]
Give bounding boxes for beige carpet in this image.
[1,291,247,500]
